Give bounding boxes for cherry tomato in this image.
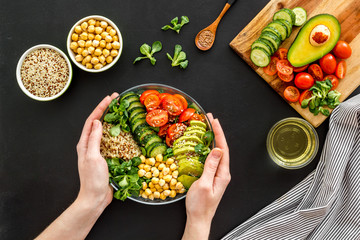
[140,90,159,104]
[144,94,160,111]
[173,94,188,109]
[167,123,187,140]
[146,109,169,127]
[299,90,312,105]
[161,95,184,116]
[278,72,294,82]
[319,53,337,74]
[333,40,352,59]
[294,72,314,89]
[293,64,309,73]
[158,123,171,137]
[158,93,172,101]
[308,64,323,82]
[335,60,346,79]
[189,113,205,122]
[275,48,288,60]
[276,60,293,75]
[178,108,196,122]
[283,86,300,102]
[263,56,279,76]
[323,75,339,90]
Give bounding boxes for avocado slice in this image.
[173,146,196,156]
[288,14,340,67]
[178,175,199,189]
[183,129,206,139]
[173,142,198,152]
[189,120,207,129]
[178,159,204,177]
[173,135,204,146]
[186,126,207,133]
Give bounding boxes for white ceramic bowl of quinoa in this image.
[16,44,73,101]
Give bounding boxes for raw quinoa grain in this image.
[20,48,70,98]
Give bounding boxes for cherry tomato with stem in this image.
[320,53,337,74]
[335,60,346,79]
[178,108,196,122]
[295,72,314,89]
[140,90,159,104]
[323,75,339,90]
[308,64,323,82]
[146,109,169,127]
[284,86,300,102]
[333,40,352,59]
[263,56,279,75]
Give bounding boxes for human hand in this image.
[76,92,119,210]
[182,113,231,240]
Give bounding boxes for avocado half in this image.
[288,14,341,67]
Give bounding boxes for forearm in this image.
[35,197,106,240]
[182,217,211,240]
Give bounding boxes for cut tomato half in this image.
[299,89,312,105]
[293,64,309,73]
[144,94,160,111]
[278,72,294,82]
[178,108,196,122]
[173,94,188,109]
[276,60,293,75]
[140,90,160,104]
[284,86,300,103]
[146,109,169,127]
[161,95,184,116]
[263,56,279,76]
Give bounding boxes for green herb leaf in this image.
[104,112,119,123]
[171,17,179,25]
[140,44,151,55]
[174,44,182,59]
[151,41,162,54]
[181,16,190,25]
[162,16,189,34]
[133,56,146,64]
[161,25,171,30]
[110,124,121,137]
[179,60,188,69]
[166,53,173,61]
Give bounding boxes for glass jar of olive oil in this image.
[266,117,319,169]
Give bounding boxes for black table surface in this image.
[1,0,359,239]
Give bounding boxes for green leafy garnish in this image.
[194,131,214,163]
[163,148,174,162]
[167,44,188,69]
[162,16,189,34]
[103,98,130,136]
[133,41,162,65]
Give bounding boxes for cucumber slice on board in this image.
[260,32,281,50]
[250,47,271,67]
[283,8,296,25]
[251,39,273,55]
[278,19,292,37]
[273,9,294,26]
[268,20,288,40]
[292,7,307,26]
[262,26,282,41]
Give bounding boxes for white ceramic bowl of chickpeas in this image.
[67,15,123,72]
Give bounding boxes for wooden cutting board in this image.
[230,0,360,127]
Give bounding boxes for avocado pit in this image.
[310,25,331,46]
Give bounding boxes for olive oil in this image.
[267,118,318,169]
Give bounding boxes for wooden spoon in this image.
[195,0,237,51]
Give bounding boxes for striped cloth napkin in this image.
[223,94,360,240]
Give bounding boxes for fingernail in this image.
[212,148,222,159]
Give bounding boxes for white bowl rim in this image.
[16,44,73,101]
[66,15,123,73]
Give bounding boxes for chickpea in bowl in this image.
[67,15,123,72]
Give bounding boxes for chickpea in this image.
[81,50,89,57]
[85,63,93,69]
[146,158,156,166]
[71,33,79,41]
[155,154,163,162]
[94,48,102,56]
[113,35,119,42]
[148,194,154,200]
[162,167,170,176]
[88,19,96,25]
[152,169,160,177]
[105,35,113,43]
[100,21,108,28]
[160,193,166,200]
[138,169,146,177]
[77,47,84,55]
[170,178,177,186]
[141,192,148,199]
[102,49,110,57]
[148,182,154,189]
[94,63,103,70]
[155,162,160,168]
[91,57,99,65]
[106,26,113,32]
[158,163,165,171]
[164,175,172,183]
[88,46,95,54]
[106,43,112,50]
[101,31,109,39]
[150,188,156,193]
[85,40,92,48]
[95,20,100,27]
[170,184,176,190]
[151,177,159,185]
[175,182,184,190]
[83,55,91,63]
[170,190,177,198]
[92,40,99,47]
[163,190,171,197]
[170,163,177,171]
[81,22,88,31]
[74,25,82,33]
[143,164,151,172]
[155,184,161,190]
[158,188,164,193]
[106,56,113,63]
[145,172,152,179]
[172,170,179,178]
[159,172,164,179]
[95,34,102,41]
[166,158,174,165]
[112,41,121,50]
[87,25,95,33]
[95,27,103,34]
[178,188,186,194]
[163,183,170,190]
[98,55,105,64]
[159,179,165,187]
[78,40,85,48]
[142,182,147,190]
[99,40,106,48]
[151,167,157,173]
[88,33,95,40]
[80,32,88,40]
[109,28,116,36]
[140,155,146,163]
[75,54,83,62]
[70,42,78,50]
[154,191,160,199]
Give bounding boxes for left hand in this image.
[76,92,118,209]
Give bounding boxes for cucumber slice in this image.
[127,101,144,112]
[273,9,294,26]
[124,95,141,105]
[278,19,292,38]
[144,134,163,149]
[252,39,272,55]
[267,21,287,41]
[147,142,167,157]
[131,118,146,133]
[262,26,282,42]
[130,112,146,125]
[120,91,137,102]
[283,8,296,25]
[250,47,271,67]
[139,129,155,145]
[260,32,281,50]
[292,7,307,26]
